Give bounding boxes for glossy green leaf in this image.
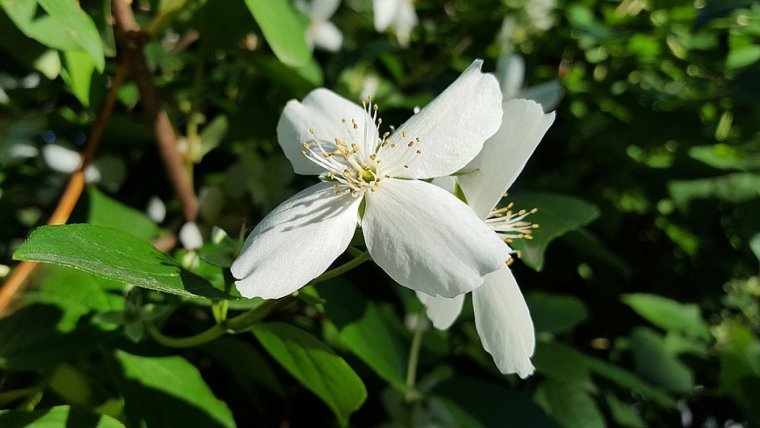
[629,327,694,393]
[253,322,367,426]
[87,187,158,241]
[622,293,709,339]
[535,380,605,428]
[114,350,235,428]
[0,406,124,427]
[2,0,105,71]
[243,0,311,66]
[319,282,408,390]
[526,292,589,333]
[507,192,599,270]
[14,224,226,299]
[60,49,95,107]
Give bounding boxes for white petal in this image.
[231,182,361,299]
[431,175,456,194]
[179,222,204,250]
[392,60,503,179]
[496,53,525,100]
[43,144,81,173]
[393,1,418,46]
[310,0,340,21]
[518,80,564,112]
[311,21,343,52]
[277,89,377,175]
[362,178,510,298]
[416,290,465,330]
[373,0,400,31]
[472,265,535,378]
[458,99,556,218]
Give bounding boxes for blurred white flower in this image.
[373,0,418,46]
[179,222,204,250]
[417,99,556,378]
[232,60,508,300]
[296,0,343,52]
[497,53,563,111]
[42,143,126,191]
[525,0,556,31]
[146,196,166,223]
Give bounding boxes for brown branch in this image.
[0,59,131,315]
[112,0,199,223]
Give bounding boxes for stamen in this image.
[486,204,539,241]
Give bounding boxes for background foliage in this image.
[1,0,760,426]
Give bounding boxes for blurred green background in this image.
[1,0,760,426]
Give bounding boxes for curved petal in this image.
[363,178,510,298]
[311,0,340,21]
[496,53,525,100]
[458,99,556,218]
[518,80,564,112]
[232,182,361,299]
[473,265,535,378]
[311,21,343,52]
[392,60,503,179]
[373,0,400,31]
[416,290,465,330]
[277,89,377,175]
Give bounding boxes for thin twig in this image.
[112,0,199,223]
[0,59,131,315]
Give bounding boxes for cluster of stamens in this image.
[300,95,422,196]
[485,198,539,244]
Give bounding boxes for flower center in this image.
[300,96,422,197]
[485,201,539,243]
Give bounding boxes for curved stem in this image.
[405,318,426,390]
[147,251,370,348]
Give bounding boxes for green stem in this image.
[405,314,426,393]
[148,251,370,348]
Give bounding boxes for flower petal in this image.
[363,178,510,298]
[472,265,535,378]
[311,21,343,52]
[518,80,563,112]
[231,182,361,299]
[416,291,465,330]
[277,89,377,175]
[310,0,340,21]
[496,53,525,100]
[393,60,503,179]
[458,99,556,218]
[373,0,400,31]
[393,0,417,46]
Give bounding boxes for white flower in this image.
[42,143,126,191]
[416,99,556,378]
[373,0,418,47]
[296,0,343,52]
[179,222,204,250]
[496,53,563,112]
[146,196,166,223]
[232,60,508,300]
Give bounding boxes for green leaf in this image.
[629,327,694,393]
[0,266,121,370]
[535,380,605,428]
[200,336,286,396]
[243,0,311,66]
[526,292,589,334]
[114,350,235,428]
[669,173,760,209]
[432,377,558,428]
[87,187,158,241]
[14,224,226,299]
[727,44,760,69]
[200,115,228,157]
[60,49,96,107]
[534,341,676,408]
[0,406,124,427]
[689,143,760,172]
[507,192,599,270]
[605,393,646,428]
[622,293,709,339]
[253,322,367,426]
[319,282,408,390]
[2,0,105,71]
